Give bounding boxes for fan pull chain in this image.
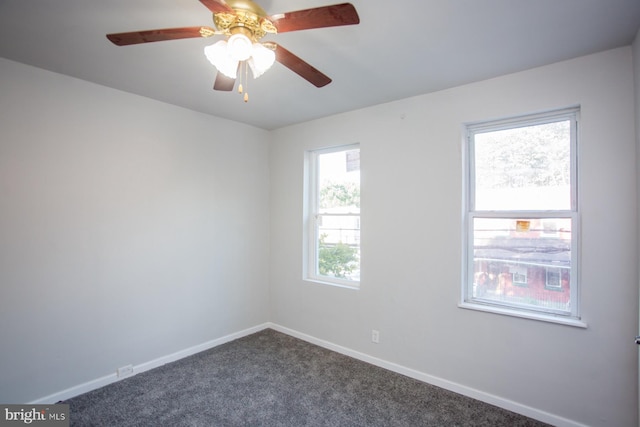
[235,62,250,103]
[238,62,244,96]
[243,61,249,103]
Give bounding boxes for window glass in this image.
[473,120,571,211]
[472,217,572,313]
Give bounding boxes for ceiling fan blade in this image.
[269,3,359,33]
[273,44,331,88]
[107,26,216,46]
[213,72,236,91]
[199,0,233,14]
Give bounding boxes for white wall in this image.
[270,47,638,427]
[0,58,271,403]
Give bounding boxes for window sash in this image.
[467,108,579,213]
[465,211,579,318]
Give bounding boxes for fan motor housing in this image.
[213,0,277,41]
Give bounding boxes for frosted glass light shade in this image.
[204,40,239,78]
[205,39,275,80]
[227,34,253,61]
[248,43,276,78]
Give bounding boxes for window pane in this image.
[317,215,360,281]
[472,217,572,313]
[318,150,360,213]
[474,120,571,210]
[315,148,360,282]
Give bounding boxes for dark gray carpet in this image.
[64,329,550,426]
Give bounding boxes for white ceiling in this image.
[1,0,639,130]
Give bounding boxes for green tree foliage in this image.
[475,121,570,189]
[320,181,360,209]
[318,234,358,278]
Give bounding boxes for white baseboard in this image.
[31,322,585,427]
[30,323,270,404]
[268,323,587,427]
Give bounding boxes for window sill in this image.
[304,277,360,290]
[458,301,587,328]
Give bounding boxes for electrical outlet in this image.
[371,329,379,343]
[117,365,134,378]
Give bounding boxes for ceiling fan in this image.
[107,0,360,101]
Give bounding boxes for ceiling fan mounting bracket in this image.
[213,0,277,42]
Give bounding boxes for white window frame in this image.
[460,107,586,327]
[304,144,360,289]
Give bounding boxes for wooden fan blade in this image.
[274,44,331,88]
[269,3,359,33]
[199,0,233,14]
[213,72,236,91]
[107,26,216,46]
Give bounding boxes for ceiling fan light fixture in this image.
[248,43,275,78]
[204,40,239,78]
[108,1,361,95]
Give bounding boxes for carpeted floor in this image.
[64,329,550,426]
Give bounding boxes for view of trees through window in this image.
[474,120,571,211]
[315,148,360,281]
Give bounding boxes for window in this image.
[305,144,360,287]
[462,108,581,324]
